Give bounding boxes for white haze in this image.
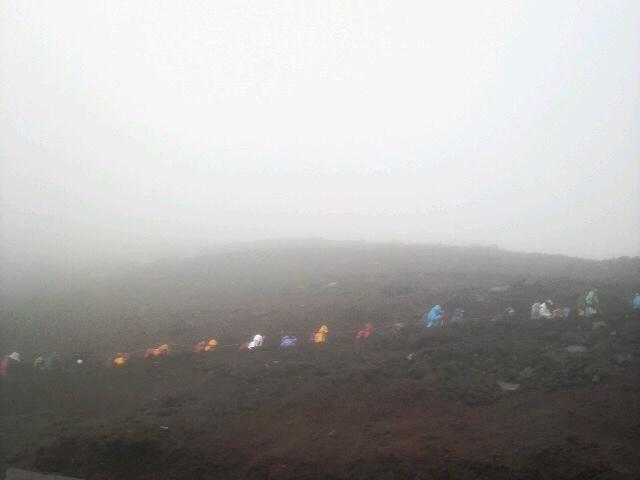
[1,1,639,284]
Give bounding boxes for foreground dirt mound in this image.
[2,312,639,479]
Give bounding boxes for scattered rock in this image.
[391,323,405,334]
[616,354,632,365]
[497,380,520,392]
[5,468,85,480]
[406,353,416,362]
[566,345,587,353]
[518,367,535,380]
[328,429,337,437]
[489,285,511,293]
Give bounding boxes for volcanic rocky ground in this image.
[1,242,639,479]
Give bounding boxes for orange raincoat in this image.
[144,344,170,358]
[355,323,374,340]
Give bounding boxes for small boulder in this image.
[489,285,511,293]
[497,380,520,392]
[566,345,587,353]
[518,367,535,380]
[616,354,632,365]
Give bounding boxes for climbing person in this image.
[633,293,640,311]
[45,352,61,370]
[313,325,329,343]
[33,356,45,370]
[551,308,564,319]
[530,302,541,320]
[280,335,297,348]
[538,300,553,319]
[1,352,21,377]
[585,289,599,317]
[425,305,443,328]
[113,353,129,367]
[144,344,170,359]
[204,338,218,352]
[577,293,587,317]
[194,338,218,353]
[355,323,374,340]
[0,356,8,377]
[248,334,264,349]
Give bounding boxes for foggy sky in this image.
[1,0,639,279]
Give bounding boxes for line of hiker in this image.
[423,305,466,327]
[529,289,605,320]
[2,290,637,374]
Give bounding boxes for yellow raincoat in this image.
[314,325,329,344]
[113,353,128,366]
[204,338,218,352]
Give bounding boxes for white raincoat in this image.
[248,334,264,349]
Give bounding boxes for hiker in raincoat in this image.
[577,293,587,316]
[585,289,599,317]
[313,325,329,343]
[633,293,640,311]
[113,353,129,367]
[144,344,170,359]
[1,352,21,377]
[280,335,297,348]
[46,352,61,370]
[248,334,264,349]
[194,338,218,353]
[355,323,374,340]
[33,356,45,370]
[530,303,541,320]
[426,305,443,328]
[538,300,553,319]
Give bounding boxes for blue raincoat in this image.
[633,293,640,311]
[280,336,297,348]
[426,305,443,328]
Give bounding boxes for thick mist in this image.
[2,1,639,288]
